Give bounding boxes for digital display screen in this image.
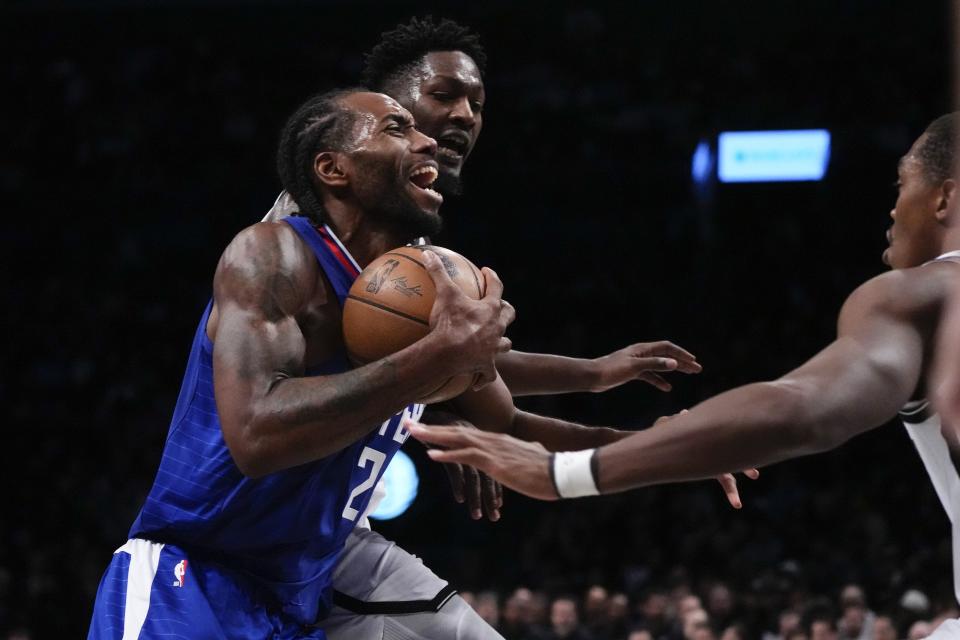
[718,129,831,182]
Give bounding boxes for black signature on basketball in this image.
[390,276,423,298]
[365,259,400,294]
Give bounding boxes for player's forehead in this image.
[419,51,483,90]
[340,91,414,126]
[899,134,929,175]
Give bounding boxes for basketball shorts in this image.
[323,527,504,640]
[87,539,327,639]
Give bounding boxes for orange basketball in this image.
[342,245,486,404]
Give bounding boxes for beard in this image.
[434,168,463,197]
[352,156,443,240]
[376,187,443,240]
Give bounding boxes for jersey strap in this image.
[932,250,960,264]
[283,215,361,305]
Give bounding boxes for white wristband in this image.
[550,449,600,498]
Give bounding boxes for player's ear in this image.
[313,151,350,188]
[936,178,957,225]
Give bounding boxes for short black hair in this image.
[916,112,959,184]
[276,88,363,223]
[362,16,487,92]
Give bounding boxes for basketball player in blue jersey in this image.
[410,113,960,639]
[87,88,517,638]
[89,78,758,636]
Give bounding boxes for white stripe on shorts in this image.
[115,539,165,640]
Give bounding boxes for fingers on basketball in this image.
[481,267,504,300]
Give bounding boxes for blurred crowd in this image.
[457,583,953,640]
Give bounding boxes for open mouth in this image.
[408,163,443,206]
[436,133,469,164]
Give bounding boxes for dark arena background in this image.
[3,1,956,638]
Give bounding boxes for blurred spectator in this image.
[637,590,671,639]
[838,585,876,640]
[606,593,631,639]
[539,596,592,640]
[720,624,747,640]
[627,631,654,640]
[680,595,705,619]
[837,605,869,640]
[502,588,534,639]
[870,615,897,640]
[529,591,551,631]
[583,585,609,637]
[774,611,804,640]
[683,608,711,640]
[907,620,932,640]
[707,583,737,632]
[476,590,501,629]
[809,615,838,640]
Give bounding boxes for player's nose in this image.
[449,97,477,128]
[411,129,438,157]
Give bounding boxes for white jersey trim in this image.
[115,538,165,640]
[902,410,960,604]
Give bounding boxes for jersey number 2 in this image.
[341,447,386,522]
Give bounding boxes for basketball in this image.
[342,245,487,404]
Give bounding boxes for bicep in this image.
[213,302,306,401]
[779,284,924,436]
[209,224,313,443]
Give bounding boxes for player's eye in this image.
[471,101,484,113]
[431,92,453,102]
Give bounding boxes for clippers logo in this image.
[172,559,188,588]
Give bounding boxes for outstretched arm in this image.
[411,269,930,500]
[212,223,513,478]
[445,366,757,507]
[497,342,702,396]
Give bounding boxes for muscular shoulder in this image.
[840,261,959,331]
[214,221,320,320]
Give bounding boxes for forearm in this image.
[596,377,886,494]
[225,337,455,477]
[512,410,627,451]
[497,350,596,396]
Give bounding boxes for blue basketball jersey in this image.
[129,216,424,625]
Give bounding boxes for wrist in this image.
[417,330,463,378]
[549,449,600,498]
[585,357,605,393]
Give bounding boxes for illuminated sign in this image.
[718,129,831,182]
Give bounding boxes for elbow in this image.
[767,380,846,455]
[225,420,273,479]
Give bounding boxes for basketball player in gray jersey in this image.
[266,16,744,524]
[411,114,960,639]
[269,19,755,639]
[267,17,704,418]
